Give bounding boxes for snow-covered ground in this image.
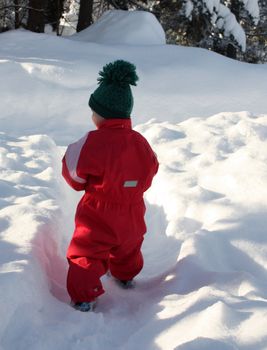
[0,10,267,350]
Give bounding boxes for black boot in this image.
[72,300,96,312]
[117,279,135,289]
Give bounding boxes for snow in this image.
[217,5,246,51]
[60,1,79,36]
[1,10,267,350]
[70,10,166,45]
[188,0,247,51]
[185,1,194,19]
[242,0,260,24]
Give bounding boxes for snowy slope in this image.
[1,28,267,145]
[1,11,267,350]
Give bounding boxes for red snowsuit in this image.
[62,118,158,302]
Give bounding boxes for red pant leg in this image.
[109,238,144,281]
[66,205,113,303]
[67,257,108,302]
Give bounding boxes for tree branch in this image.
[0,5,44,12]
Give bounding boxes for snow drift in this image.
[1,112,267,349]
[70,10,166,45]
[1,29,267,145]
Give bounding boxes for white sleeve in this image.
[64,133,88,184]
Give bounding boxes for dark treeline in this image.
[1,0,267,63]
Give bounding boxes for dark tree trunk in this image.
[27,0,47,33]
[46,0,64,35]
[14,0,20,29]
[77,0,94,32]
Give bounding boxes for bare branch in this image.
[0,5,45,13]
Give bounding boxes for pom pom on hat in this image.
[89,60,138,119]
[98,60,139,87]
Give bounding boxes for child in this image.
[62,60,159,312]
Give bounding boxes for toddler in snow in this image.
[62,60,159,312]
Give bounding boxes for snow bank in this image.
[1,30,267,145]
[137,112,267,349]
[0,133,69,345]
[1,112,267,349]
[70,10,166,45]
[1,27,267,350]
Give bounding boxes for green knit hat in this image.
[89,60,139,119]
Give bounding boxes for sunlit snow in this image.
[0,10,267,350]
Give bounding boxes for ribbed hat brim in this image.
[89,94,131,119]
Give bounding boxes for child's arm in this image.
[62,133,88,191]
